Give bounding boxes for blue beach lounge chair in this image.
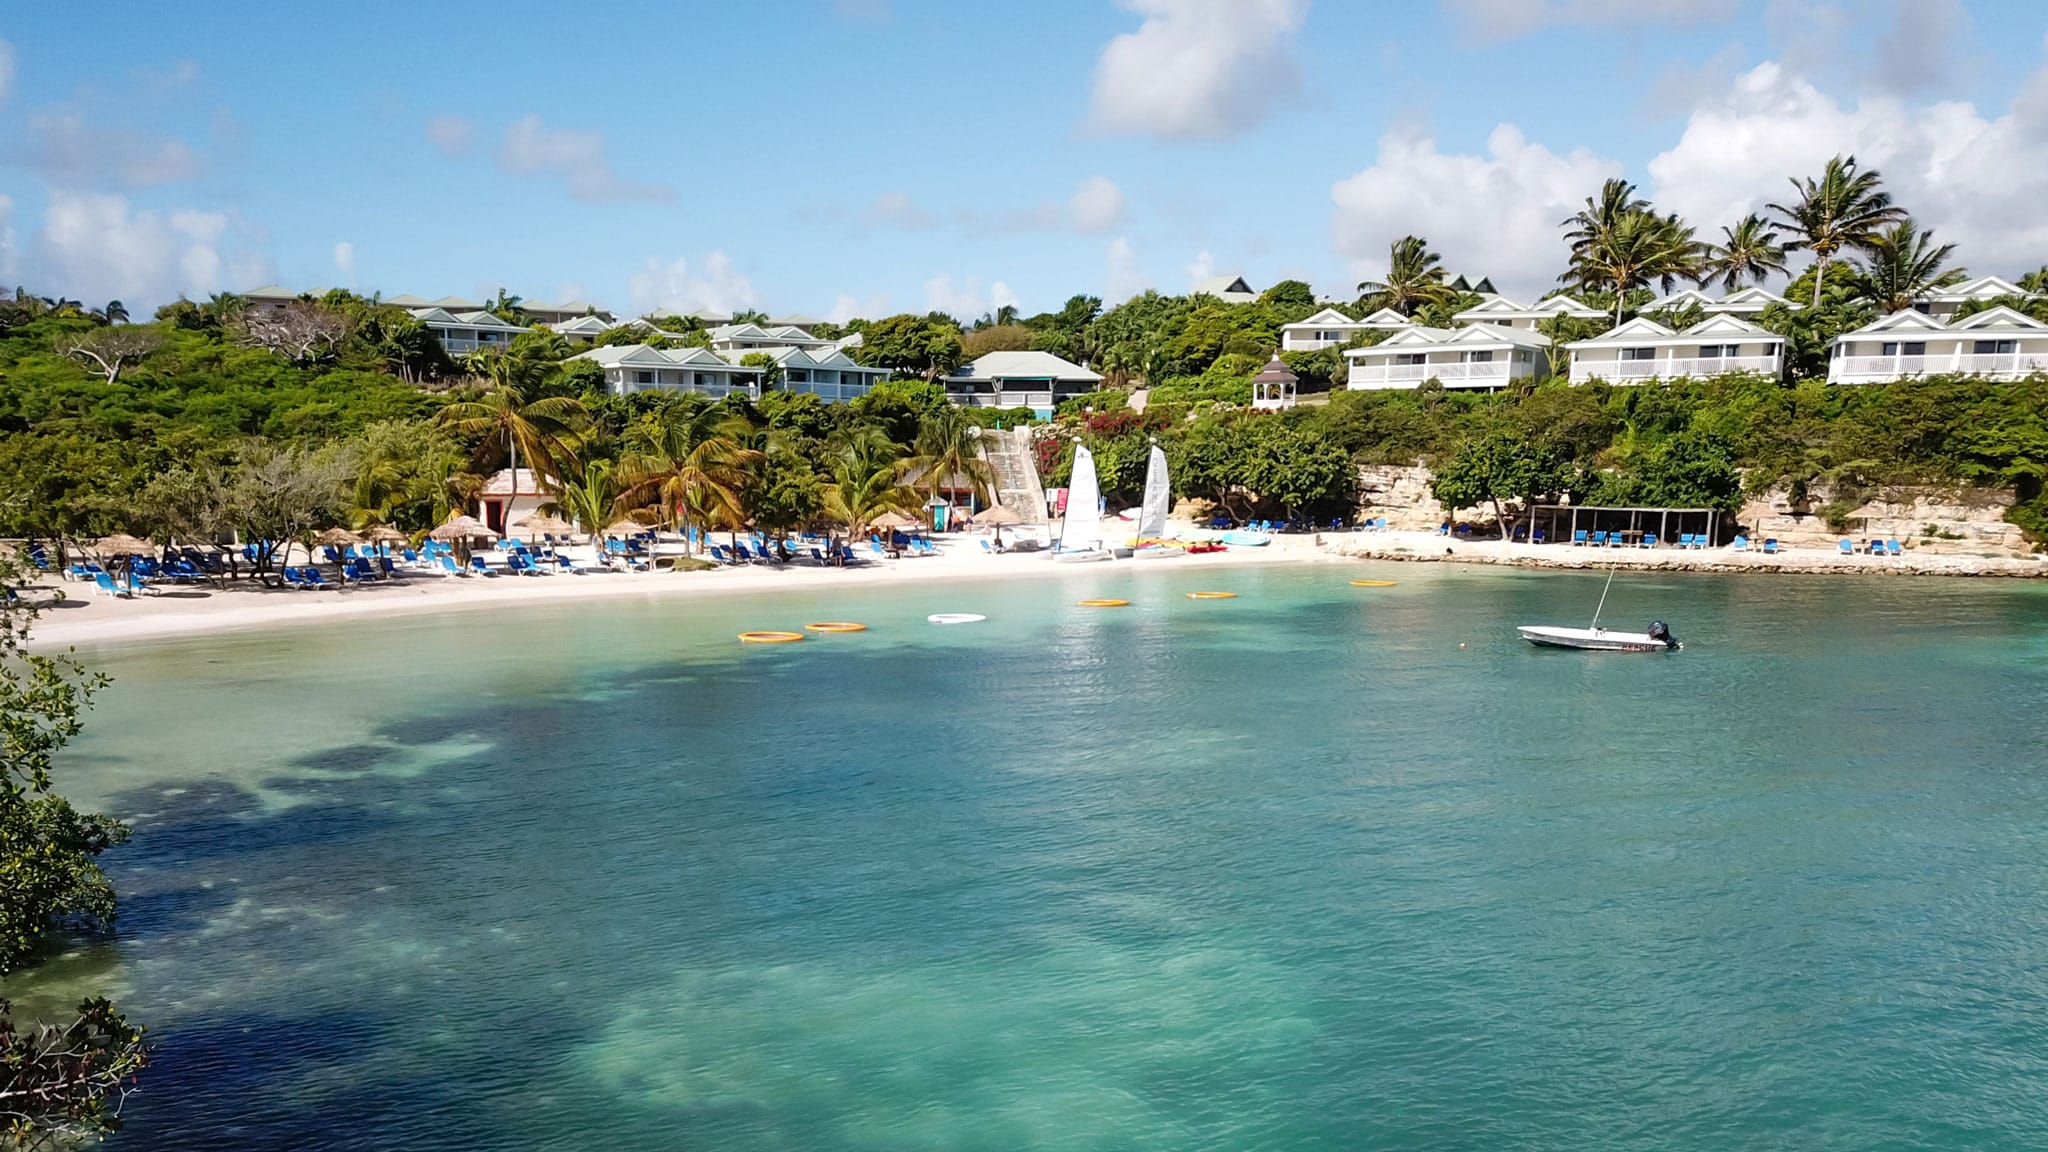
[1838,539,1855,555]
[1763,539,1780,554]
[1572,529,1588,546]
[1732,535,1750,551]
[1887,539,1904,557]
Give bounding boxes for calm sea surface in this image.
[19,562,2048,1150]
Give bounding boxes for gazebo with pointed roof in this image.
[1251,354,1299,411]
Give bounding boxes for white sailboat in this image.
[1054,443,1113,563]
[1517,568,1681,651]
[1132,442,1183,559]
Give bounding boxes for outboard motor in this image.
[1647,621,1680,650]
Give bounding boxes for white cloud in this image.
[626,252,760,316]
[0,39,15,104]
[29,191,268,308]
[1105,237,1149,302]
[1646,54,2048,267]
[1330,124,1620,299]
[1441,0,1738,44]
[332,241,355,285]
[826,292,890,323]
[426,115,475,156]
[923,275,1019,321]
[1068,177,1126,232]
[496,115,671,202]
[1186,249,1217,286]
[18,113,203,189]
[1087,0,1308,140]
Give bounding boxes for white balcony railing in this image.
[949,391,1057,409]
[1347,360,1514,389]
[1569,355,1780,383]
[1828,352,2048,383]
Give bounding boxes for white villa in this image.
[410,307,529,355]
[1640,286,1796,318]
[1345,324,1550,391]
[1914,275,2038,320]
[1278,307,1413,350]
[570,344,764,399]
[1194,275,1258,304]
[708,323,833,354]
[743,345,889,402]
[1451,294,1605,329]
[944,350,1102,414]
[1564,314,1786,384]
[1826,306,2048,384]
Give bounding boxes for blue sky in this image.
[4,0,2047,317]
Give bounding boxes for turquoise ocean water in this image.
[19,562,2048,1150]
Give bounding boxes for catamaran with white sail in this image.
[1132,441,1183,559]
[1054,442,1113,563]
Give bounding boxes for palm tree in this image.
[1356,235,1454,317]
[540,458,622,543]
[435,376,588,501]
[1768,154,1906,307]
[1700,214,1788,291]
[821,429,918,543]
[1560,180,1650,274]
[1847,220,1967,313]
[1562,208,1702,325]
[612,408,762,554]
[905,407,997,525]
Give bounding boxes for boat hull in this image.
[1220,531,1271,547]
[1053,549,1113,564]
[1518,626,1675,652]
[1133,546,1185,559]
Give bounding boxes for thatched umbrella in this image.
[311,528,363,582]
[872,511,917,529]
[430,515,493,568]
[92,533,154,583]
[362,525,410,545]
[514,513,575,540]
[971,504,1023,547]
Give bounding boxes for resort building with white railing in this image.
[569,344,764,400]
[1826,306,2048,384]
[1345,324,1550,390]
[408,307,530,356]
[743,345,890,402]
[1278,307,1414,350]
[944,351,1101,414]
[1564,314,1786,384]
[1912,276,2037,321]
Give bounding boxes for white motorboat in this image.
[1518,568,1680,652]
[1134,545,1185,559]
[1518,624,1679,651]
[1053,442,1114,563]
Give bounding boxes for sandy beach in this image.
[24,527,2047,650]
[22,532,1341,649]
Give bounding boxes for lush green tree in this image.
[213,442,356,572]
[1701,214,1789,290]
[848,314,964,381]
[0,560,150,1149]
[614,407,761,553]
[1431,430,1570,536]
[436,381,588,496]
[55,325,165,385]
[1847,220,1967,313]
[820,428,918,539]
[1769,154,1907,307]
[349,421,468,531]
[1356,236,1454,317]
[540,458,623,544]
[905,406,996,518]
[1561,187,1702,325]
[1242,420,1356,520]
[744,449,825,539]
[959,324,1036,359]
[849,378,950,443]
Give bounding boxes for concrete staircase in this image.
[978,427,1048,524]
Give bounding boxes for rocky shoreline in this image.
[1322,534,2048,579]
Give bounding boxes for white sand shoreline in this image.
[25,528,2047,651]
[24,535,1342,650]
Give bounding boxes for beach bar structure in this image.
[1524,504,1724,548]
